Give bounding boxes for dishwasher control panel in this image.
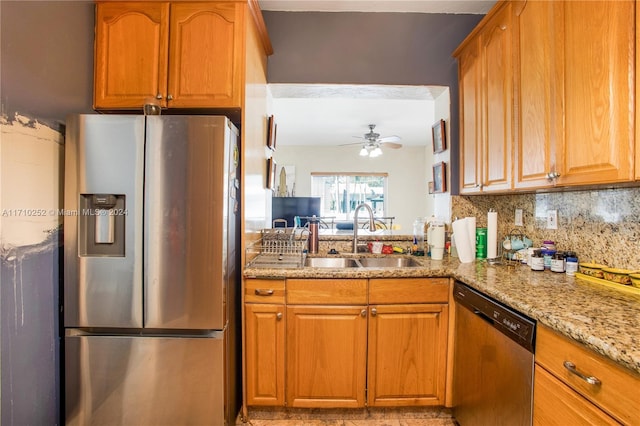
[454,281,536,353]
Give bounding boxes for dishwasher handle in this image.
[473,308,495,325]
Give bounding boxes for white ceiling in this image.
[262,1,495,149]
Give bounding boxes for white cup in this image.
[371,241,383,254]
[431,247,444,260]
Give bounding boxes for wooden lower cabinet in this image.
[286,304,368,408]
[367,303,448,406]
[533,365,619,425]
[533,324,640,425]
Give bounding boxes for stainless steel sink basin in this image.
[304,257,360,268]
[357,257,422,268]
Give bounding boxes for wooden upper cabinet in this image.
[168,2,243,108]
[94,1,245,110]
[480,3,513,192]
[513,0,557,190]
[94,2,170,109]
[555,0,635,186]
[457,39,482,194]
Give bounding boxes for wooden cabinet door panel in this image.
[245,303,285,406]
[367,304,448,406]
[513,0,557,190]
[94,2,169,109]
[557,0,634,185]
[481,4,513,192]
[286,305,367,408]
[458,39,482,194]
[168,2,243,108]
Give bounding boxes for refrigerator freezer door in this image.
[65,332,226,425]
[144,116,232,330]
[64,115,145,328]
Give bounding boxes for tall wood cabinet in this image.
[94,1,246,110]
[457,0,636,193]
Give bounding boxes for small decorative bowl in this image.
[629,273,640,288]
[601,268,635,285]
[578,263,607,278]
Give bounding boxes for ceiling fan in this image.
[341,124,402,157]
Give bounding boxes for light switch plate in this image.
[546,210,558,230]
[515,209,523,226]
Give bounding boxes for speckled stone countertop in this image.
[244,255,640,375]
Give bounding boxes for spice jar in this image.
[551,252,565,273]
[530,250,544,271]
[565,251,578,276]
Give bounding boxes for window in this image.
[311,173,388,222]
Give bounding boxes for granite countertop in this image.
[244,255,640,375]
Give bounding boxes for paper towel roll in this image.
[466,216,476,257]
[453,218,475,263]
[487,211,498,259]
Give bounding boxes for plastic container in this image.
[541,240,556,251]
[541,249,556,270]
[475,227,488,259]
[565,252,578,276]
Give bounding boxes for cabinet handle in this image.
[155,94,163,100]
[563,361,601,386]
[276,312,283,320]
[370,308,377,316]
[254,289,274,296]
[167,94,174,101]
[361,309,367,317]
[546,171,561,181]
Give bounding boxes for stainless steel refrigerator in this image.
[63,114,241,425]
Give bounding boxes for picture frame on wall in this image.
[266,158,277,189]
[432,162,447,193]
[267,115,277,150]
[432,119,446,153]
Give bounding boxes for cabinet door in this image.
[480,3,513,192]
[533,365,619,425]
[556,0,635,185]
[513,0,558,190]
[168,2,243,108]
[367,304,448,406]
[286,305,367,408]
[94,2,169,109]
[458,39,483,194]
[245,303,285,406]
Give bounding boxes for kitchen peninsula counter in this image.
[244,256,640,375]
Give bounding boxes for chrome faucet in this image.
[353,203,376,253]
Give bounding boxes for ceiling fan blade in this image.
[381,142,402,149]
[378,135,401,143]
[339,141,368,146]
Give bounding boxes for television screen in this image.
[272,197,321,227]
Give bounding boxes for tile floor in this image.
[238,407,457,426]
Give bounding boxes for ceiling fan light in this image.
[359,146,369,156]
[370,147,383,157]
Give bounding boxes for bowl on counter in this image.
[578,263,607,278]
[629,273,640,288]
[601,268,636,285]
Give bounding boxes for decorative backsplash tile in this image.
[451,187,640,270]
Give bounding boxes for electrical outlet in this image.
[515,209,523,226]
[546,210,558,230]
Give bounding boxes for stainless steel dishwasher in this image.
[452,281,536,426]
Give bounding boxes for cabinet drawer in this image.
[536,324,640,425]
[287,279,367,305]
[245,279,285,304]
[533,365,619,425]
[369,278,449,304]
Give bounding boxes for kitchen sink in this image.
[357,257,422,268]
[304,256,422,268]
[304,257,360,268]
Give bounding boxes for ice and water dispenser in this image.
[78,194,126,256]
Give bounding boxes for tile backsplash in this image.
[451,187,640,270]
